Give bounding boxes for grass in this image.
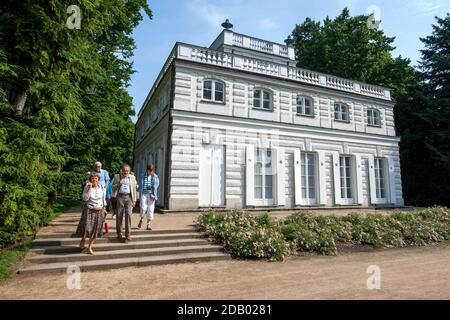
[0,196,79,283]
[0,242,32,282]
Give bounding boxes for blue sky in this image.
[129,0,449,121]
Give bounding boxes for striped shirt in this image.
[143,175,153,194]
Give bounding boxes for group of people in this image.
[76,162,160,255]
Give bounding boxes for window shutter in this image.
[317,151,327,205]
[294,149,301,205]
[368,155,377,204]
[354,154,363,204]
[388,155,397,204]
[245,145,255,206]
[275,147,285,206]
[332,152,342,205]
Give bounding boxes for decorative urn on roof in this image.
[221,19,233,30]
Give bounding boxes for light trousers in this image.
[140,193,155,222]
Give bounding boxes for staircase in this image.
[19,215,229,275]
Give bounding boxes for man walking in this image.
[112,164,137,242]
[94,162,110,189]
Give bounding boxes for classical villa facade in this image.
[133,28,404,211]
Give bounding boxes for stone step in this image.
[19,252,230,274]
[35,228,196,239]
[27,245,224,264]
[30,238,211,254]
[32,232,201,247]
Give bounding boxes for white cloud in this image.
[408,0,448,16]
[259,18,278,30]
[187,0,228,29]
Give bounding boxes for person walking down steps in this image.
[112,164,137,242]
[76,172,106,255]
[138,164,160,230]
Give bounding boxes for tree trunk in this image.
[14,89,28,116]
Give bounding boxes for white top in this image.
[118,176,131,194]
[82,185,106,209]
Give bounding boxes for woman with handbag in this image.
[138,164,160,230]
[75,172,107,254]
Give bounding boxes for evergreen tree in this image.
[0,0,152,247]
[399,14,450,206]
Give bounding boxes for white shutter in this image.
[332,152,342,205]
[388,155,397,204]
[294,149,302,205]
[275,147,285,206]
[368,155,377,204]
[245,145,255,206]
[317,151,327,205]
[354,154,363,204]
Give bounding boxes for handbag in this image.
[110,197,117,209]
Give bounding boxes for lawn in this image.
[0,197,79,283]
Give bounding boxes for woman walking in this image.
[76,172,106,254]
[138,164,160,230]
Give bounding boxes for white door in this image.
[199,144,225,207]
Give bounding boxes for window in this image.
[367,109,381,126]
[297,96,314,116]
[253,89,272,110]
[254,149,273,202]
[203,80,224,102]
[374,158,386,199]
[340,156,353,200]
[334,103,349,122]
[301,153,316,201]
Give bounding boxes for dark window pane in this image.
[254,98,260,108]
[265,175,273,187]
[215,91,223,102]
[204,80,212,90]
[203,89,212,100]
[265,187,273,199]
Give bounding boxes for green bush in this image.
[196,210,292,261]
[197,207,450,261]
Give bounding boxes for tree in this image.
[398,14,450,206]
[0,0,152,247]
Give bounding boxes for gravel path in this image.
[1,205,448,300]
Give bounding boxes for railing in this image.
[189,47,233,67]
[233,33,243,47]
[176,43,391,101]
[227,31,293,60]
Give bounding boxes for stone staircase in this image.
[19,218,229,275]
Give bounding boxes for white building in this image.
[134,28,404,211]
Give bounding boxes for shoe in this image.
[117,235,123,240]
[138,219,143,229]
[126,236,132,241]
[146,225,152,230]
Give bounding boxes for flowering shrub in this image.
[196,210,293,261]
[196,206,450,260]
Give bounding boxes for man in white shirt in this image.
[112,164,137,242]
